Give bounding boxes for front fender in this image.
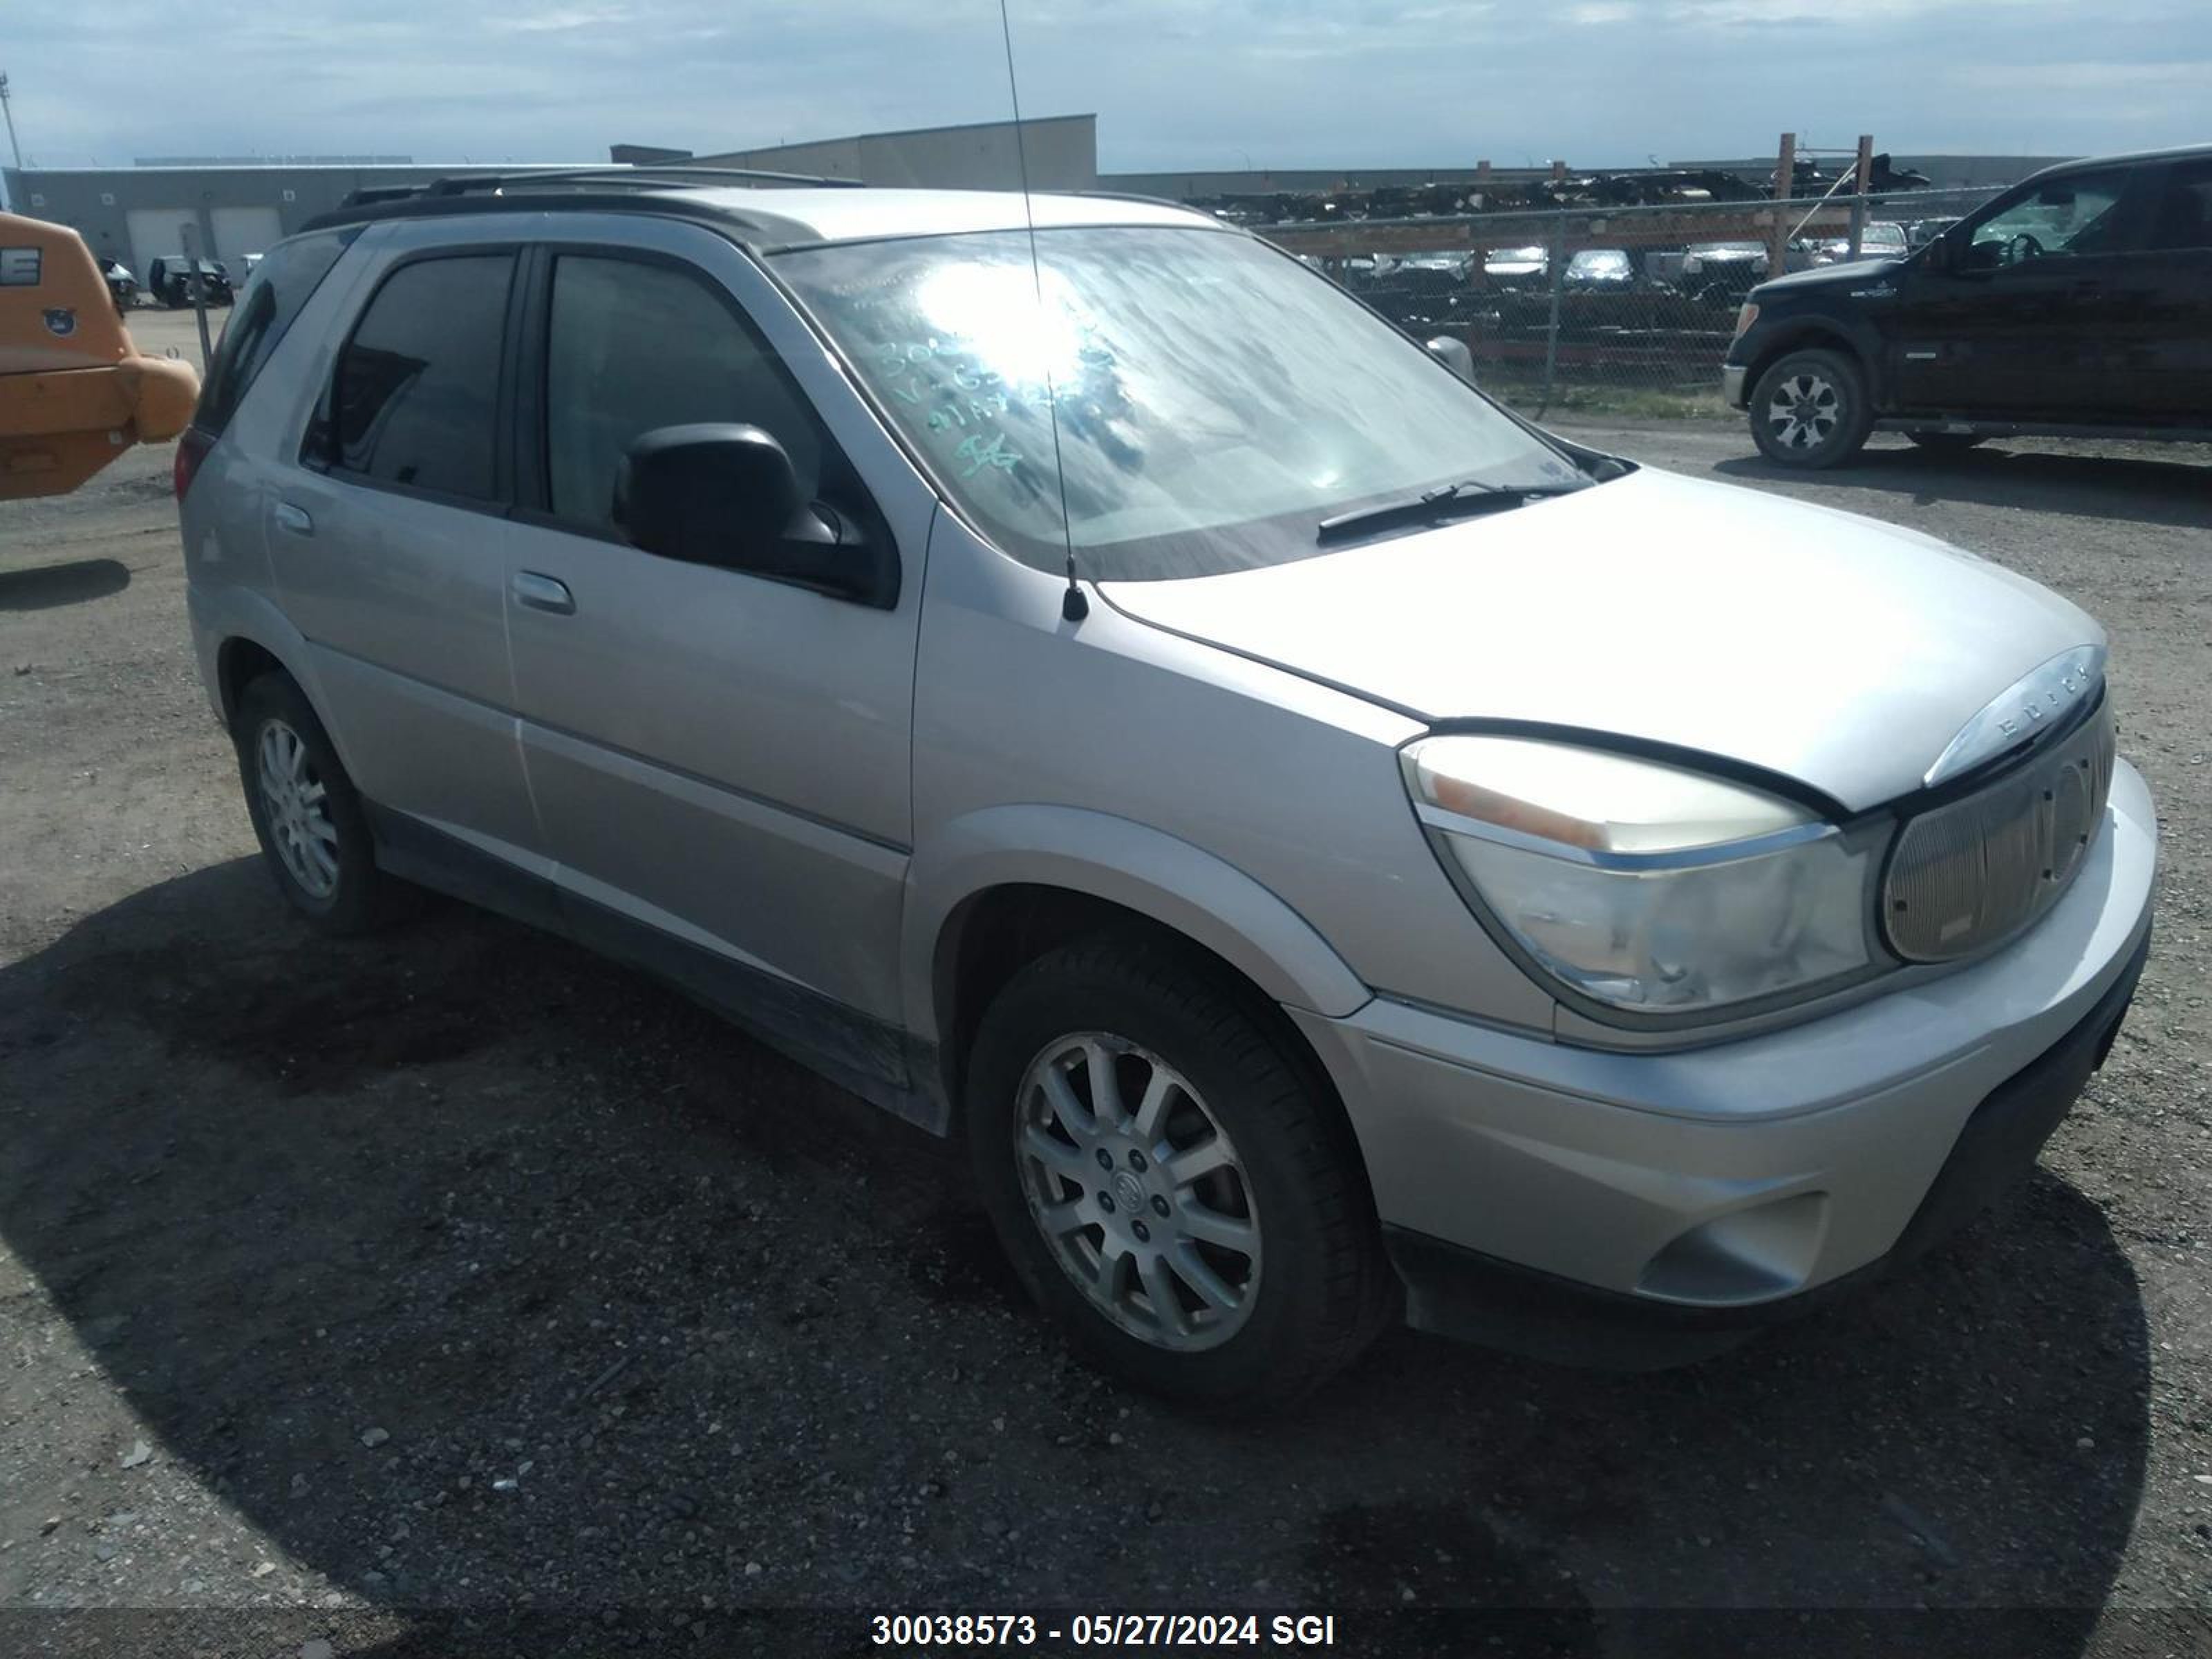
[903,804,1374,1047]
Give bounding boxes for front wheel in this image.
[966,935,1389,1406]
[1748,347,1873,469]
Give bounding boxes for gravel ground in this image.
[1,310,2209,1656]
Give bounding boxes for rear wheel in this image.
[1906,431,1987,453]
[1749,347,1873,469]
[233,673,403,935]
[965,935,1388,1406]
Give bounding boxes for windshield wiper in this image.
[1316,479,1586,543]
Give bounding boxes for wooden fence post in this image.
[1849,133,1874,258]
[1770,132,1797,274]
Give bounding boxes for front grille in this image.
[1883,699,2116,964]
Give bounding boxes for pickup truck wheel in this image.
[965,935,1386,1407]
[233,673,403,935]
[1906,431,1987,453]
[1749,348,1873,469]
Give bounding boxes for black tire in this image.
[965,932,1389,1407]
[1747,346,1873,469]
[232,672,400,935]
[1906,431,1987,453]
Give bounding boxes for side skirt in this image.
[1875,415,2212,444]
[365,803,950,1136]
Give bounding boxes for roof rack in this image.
[420,164,863,196]
[329,163,865,213]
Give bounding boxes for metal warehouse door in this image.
[210,207,282,261]
[124,208,197,279]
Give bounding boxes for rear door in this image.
[264,238,544,876]
[2119,156,2212,419]
[499,218,932,1083]
[1888,164,2154,415]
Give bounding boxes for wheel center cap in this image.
[1112,1170,1145,1214]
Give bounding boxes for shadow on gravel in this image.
[0,556,131,612]
[0,859,2152,1653]
[1716,442,2212,531]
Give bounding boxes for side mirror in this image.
[614,423,897,608]
[1425,335,1477,383]
[1956,237,2003,275]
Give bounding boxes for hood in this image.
[1100,467,2101,812]
[1754,256,1902,296]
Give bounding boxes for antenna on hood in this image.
[997,0,1087,623]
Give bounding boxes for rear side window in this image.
[194,229,356,436]
[326,254,513,502]
[2147,159,2212,252]
[543,254,826,534]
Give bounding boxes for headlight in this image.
[1403,735,1885,1020]
[1732,302,1759,339]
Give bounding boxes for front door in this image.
[498,222,935,1091]
[1888,165,2153,417]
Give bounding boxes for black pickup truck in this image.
[1723,144,2212,467]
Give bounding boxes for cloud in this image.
[3,1,2206,171]
[487,6,639,34]
[1956,58,2212,89]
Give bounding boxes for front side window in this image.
[327,254,513,501]
[775,226,1582,581]
[544,254,827,535]
[2147,158,2212,252]
[1965,169,2139,268]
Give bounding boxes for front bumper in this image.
[1721,362,1749,407]
[1292,758,2157,1358]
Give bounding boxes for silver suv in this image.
[179,174,2157,1403]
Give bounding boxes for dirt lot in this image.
[2,308,2209,1656]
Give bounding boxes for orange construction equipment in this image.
[0,210,200,500]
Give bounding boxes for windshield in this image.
[775,226,1580,581]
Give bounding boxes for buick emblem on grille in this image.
[1924,644,2105,789]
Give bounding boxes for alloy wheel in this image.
[1765,371,1843,451]
[1013,1033,1262,1352]
[256,718,340,899]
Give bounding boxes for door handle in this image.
[512,571,576,615]
[272,501,314,536]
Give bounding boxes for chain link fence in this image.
[1258,185,2003,419]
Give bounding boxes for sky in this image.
[4,1,2207,174]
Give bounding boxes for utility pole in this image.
[0,73,21,171]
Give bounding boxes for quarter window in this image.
[198,229,355,436]
[327,254,513,501]
[544,254,825,535]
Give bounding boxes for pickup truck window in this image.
[2148,159,2212,252]
[1966,170,2137,266]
